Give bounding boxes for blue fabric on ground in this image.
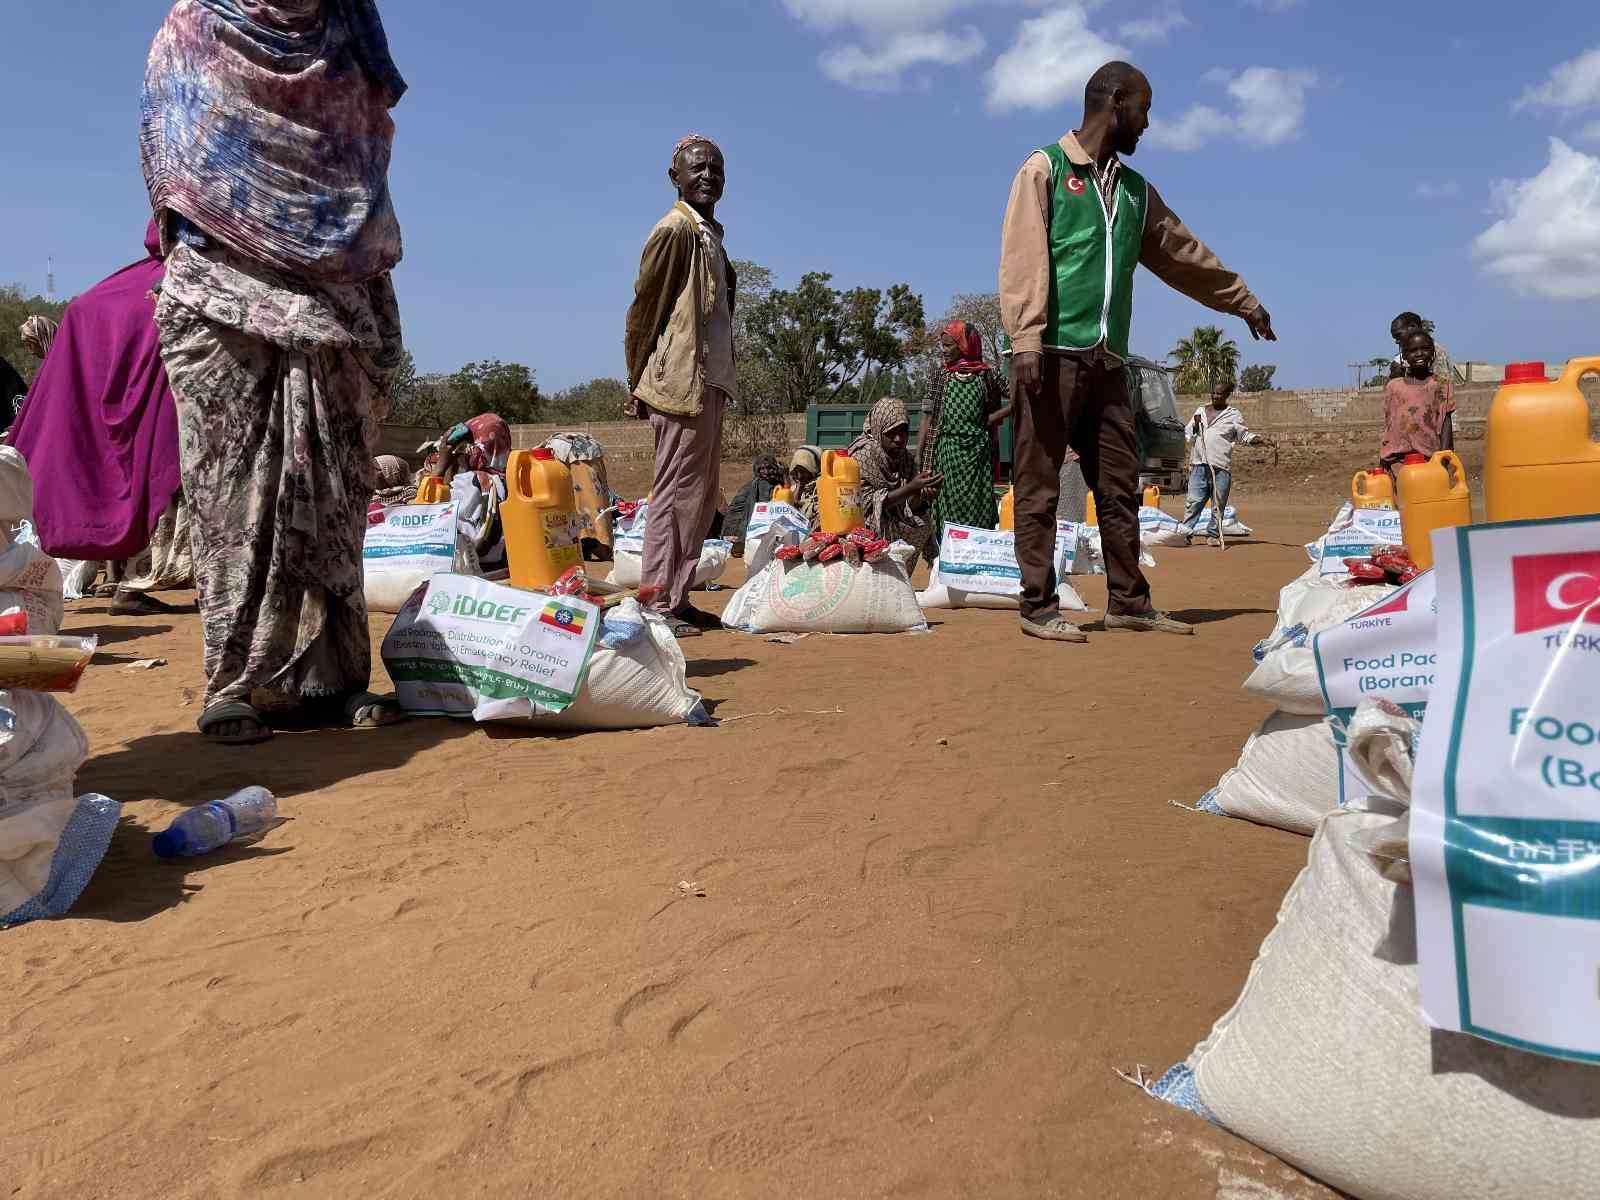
[1150,1064,1217,1122]
[1196,788,1225,816]
[1,795,121,928]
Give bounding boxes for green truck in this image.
[803,355,1187,493]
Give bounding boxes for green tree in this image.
[546,377,630,422]
[1238,363,1277,393]
[0,285,70,386]
[446,359,541,424]
[731,259,780,416]
[1169,325,1239,394]
[744,272,926,411]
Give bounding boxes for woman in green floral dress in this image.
[919,321,1010,559]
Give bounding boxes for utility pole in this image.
[46,257,55,303]
[1346,362,1366,392]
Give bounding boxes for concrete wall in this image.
[376,415,809,466]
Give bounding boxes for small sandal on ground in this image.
[1020,615,1088,643]
[673,605,723,632]
[110,590,184,617]
[198,700,275,746]
[664,614,704,639]
[340,692,408,729]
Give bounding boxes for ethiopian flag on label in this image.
[539,601,588,636]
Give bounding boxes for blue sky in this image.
[4,1,1599,390]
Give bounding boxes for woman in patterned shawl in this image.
[846,397,943,555]
[143,0,408,744]
[919,321,1008,559]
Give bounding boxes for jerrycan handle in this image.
[1436,450,1464,491]
[1559,357,1600,386]
[508,449,538,502]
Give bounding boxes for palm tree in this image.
[1169,325,1240,394]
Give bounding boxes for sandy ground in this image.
[2,476,1350,1200]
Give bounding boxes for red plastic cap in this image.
[1367,468,1387,477]
[836,451,851,458]
[531,448,554,460]
[1504,362,1549,384]
[1403,453,1427,464]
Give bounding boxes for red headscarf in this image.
[942,321,992,374]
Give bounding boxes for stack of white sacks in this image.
[1152,697,1600,1199]
[1194,501,1402,835]
[0,448,118,929]
[608,500,731,591]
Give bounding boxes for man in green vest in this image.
[1000,61,1276,644]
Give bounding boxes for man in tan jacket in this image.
[624,135,738,637]
[1000,61,1276,644]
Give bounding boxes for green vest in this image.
[1039,142,1148,358]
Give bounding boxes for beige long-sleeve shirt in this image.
[999,132,1260,358]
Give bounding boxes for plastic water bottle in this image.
[152,787,278,859]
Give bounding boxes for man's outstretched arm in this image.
[1141,184,1276,342]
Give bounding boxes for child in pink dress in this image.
[1380,329,1455,477]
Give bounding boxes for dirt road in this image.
[4,485,1342,1199]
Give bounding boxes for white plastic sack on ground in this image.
[1081,525,1155,575]
[1304,500,1361,563]
[56,560,99,602]
[1195,711,1339,835]
[0,539,65,635]
[1150,808,1600,1200]
[1193,505,1252,539]
[1244,577,1396,716]
[723,543,927,634]
[363,503,481,614]
[473,600,707,731]
[0,690,115,926]
[609,539,731,590]
[918,559,1088,613]
[743,524,803,577]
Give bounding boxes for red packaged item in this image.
[1346,561,1389,583]
[0,612,27,637]
[774,545,804,563]
[549,565,588,597]
[817,543,846,564]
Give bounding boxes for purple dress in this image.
[8,223,181,561]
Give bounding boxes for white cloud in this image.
[782,0,1003,34]
[1515,47,1600,112]
[819,27,986,91]
[1145,66,1316,150]
[1473,138,1600,300]
[1119,8,1187,43]
[985,6,1128,113]
[1415,180,1460,199]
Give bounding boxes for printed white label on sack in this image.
[1412,515,1600,1064]
[746,502,809,545]
[1314,570,1438,802]
[364,503,457,570]
[1318,508,1403,576]
[380,574,600,717]
[934,522,1078,596]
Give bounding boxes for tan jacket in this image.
[999,133,1260,357]
[624,201,737,418]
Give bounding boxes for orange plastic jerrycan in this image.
[415,475,451,505]
[818,451,864,534]
[1142,485,1161,510]
[503,448,582,591]
[1085,491,1098,527]
[772,486,794,506]
[1352,468,1395,510]
[1397,451,1471,571]
[999,486,1016,531]
[1485,358,1600,523]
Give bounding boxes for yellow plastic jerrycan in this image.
[415,475,451,504]
[1142,485,1161,509]
[1485,358,1600,523]
[1352,468,1395,510]
[1085,491,1098,526]
[503,448,582,591]
[772,486,794,505]
[1396,451,1471,571]
[818,450,865,534]
[999,486,1016,531]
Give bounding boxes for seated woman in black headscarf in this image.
[723,453,783,556]
[847,397,943,557]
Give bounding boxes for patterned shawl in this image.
[141,0,407,284]
[846,397,929,547]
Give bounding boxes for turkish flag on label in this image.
[1512,551,1600,634]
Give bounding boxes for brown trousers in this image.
[640,392,725,614]
[1012,353,1152,621]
